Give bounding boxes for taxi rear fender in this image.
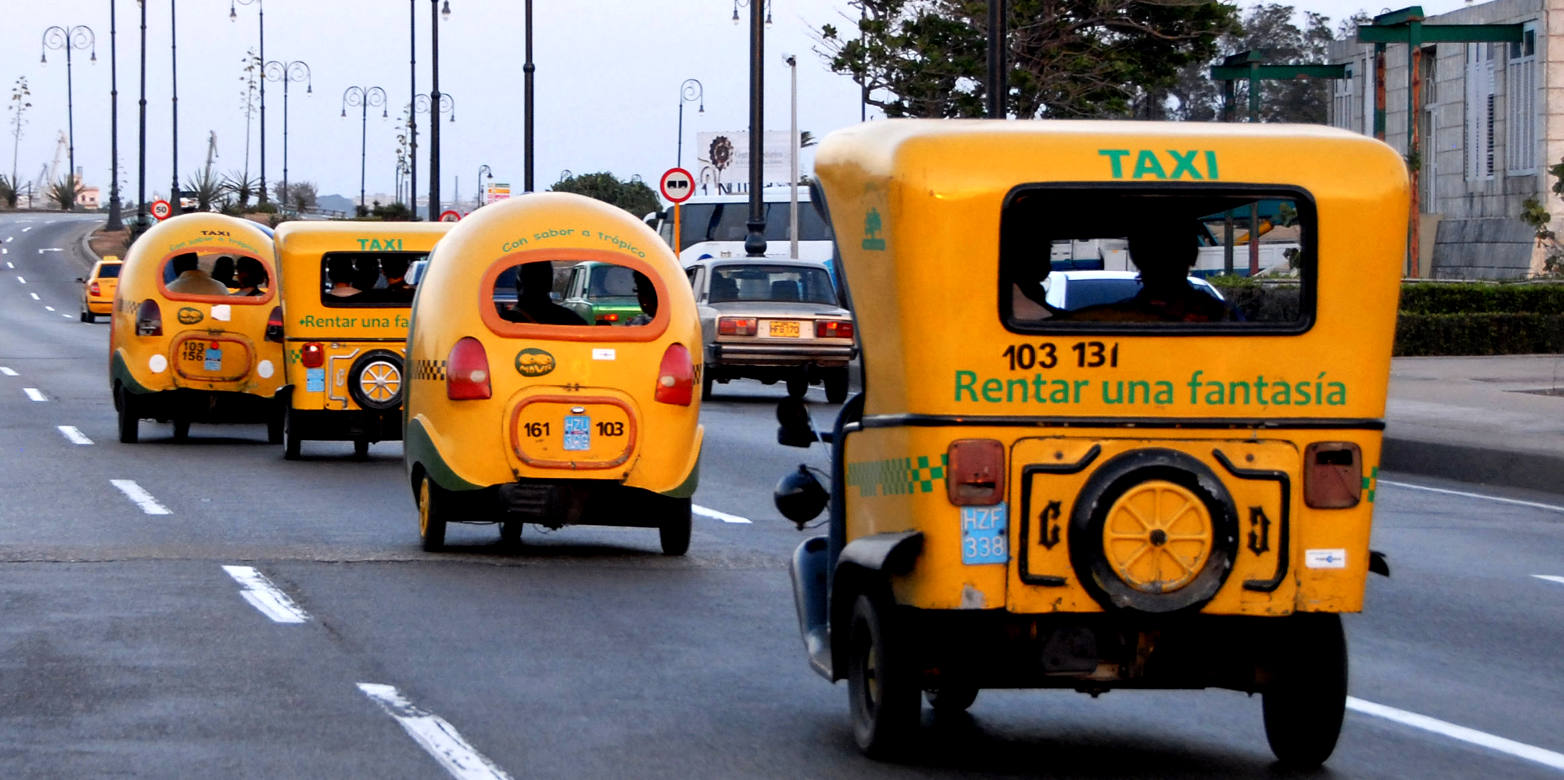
[404,415,483,495]
[826,531,924,681]
[110,349,154,396]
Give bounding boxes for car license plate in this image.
[203,347,223,372]
[768,320,801,338]
[562,414,590,451]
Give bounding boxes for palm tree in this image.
[0,175,16,209]
[47,175,81,210]
[184,168,225,213]
[223,170,259,210]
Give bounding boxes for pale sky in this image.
[0,1,1488,210]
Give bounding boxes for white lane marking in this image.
[694,504,752,524]
[57,425,93,445]
[1534,575,1564,586]
[29,292,39,300]
[61,313,71,319]
[357,683,513,780]
[1348,697,1564,771]
[43,306,54,312]
[221,565,310,624]
[15,275,25,284]
[37,248,61,254]
[109,479,171,515]
[4,236,12,242]
[23,387,46,402]
[20,226,31,232]
[1379,479,1564,515]
[0,366,16,376]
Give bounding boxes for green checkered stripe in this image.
[412,359,447,381]
[845,453,948,497]
[286,348,302,365]
[1363,465,1378,503]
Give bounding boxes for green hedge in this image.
[1399,282,1564,315]
[1395,312,1564,356]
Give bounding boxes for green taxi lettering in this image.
[1098,149,1220,180]
[955,369,1347,407]
[356,237,405,251]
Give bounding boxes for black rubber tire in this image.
[353,439,370,459]
[847,591,919,758]
[172,417,190,442]
[1263,613,1348,768]
[116,385,139,444]
[347,350,405,412]
[500,521,523,546]
[924,684,978,714]
[80,309,93,323]
[266,402,285,445]
[701,371,714,401]
[785,373,808,399]
[283,405,303,460]
[418,474,449,552]
[658,496,692,556]
[824,367,849,404]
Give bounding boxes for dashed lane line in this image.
[0,366,16,376]
[20,226,30,232]
[23,387,46,402]
[15,275,25,284]
[109,479,171,515]
[43,306,54,312]
[357,683,513,780]
[1378,479,1564,515]
[221,565,310,624]
[37,248,61,254]
[1348,697,1564,771]
[1535,575,1564,586]
[695,504,752,524]
[29,292,39,300]
[57,425,92,445]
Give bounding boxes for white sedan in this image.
[1042,270,1224,312]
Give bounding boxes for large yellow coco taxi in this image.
[404,192,704,554]
[773,120,1406,767]
[273,221,452,459]
[109,213,284,443]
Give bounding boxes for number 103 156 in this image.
[1002,341,1119,371]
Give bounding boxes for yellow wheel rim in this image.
[1102,480,1213,594]
[418,478,431,537]
[360,360,403,402]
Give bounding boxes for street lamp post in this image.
[677,78,703,170]
[170,0,179,212]
[137,0,147,227]
[108,3,123,231]
[428,0,450,220]
[40,24,95,211]
[736,0,768,257]
[263,59,310,213]
[230,0,267,201]
[408,0,418,217]
[341,86,387,212]
[523,0,534,193]
[784,54,797,259]
[476,163,491,207]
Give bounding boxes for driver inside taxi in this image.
[165,252,230,296]
[500,261,586,325]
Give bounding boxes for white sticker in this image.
[210,304,232,322]
[592,348,615,361]
[148,353,168,374]
[1305,549,1348,569]
[257,359,274,379]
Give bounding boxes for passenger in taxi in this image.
[1072,216,1235,323]
[211,256,237,289]
[628,271,658,326]
[500,261,586,325]
[380,256,415,301]
[232,257,268,296]
[165,253,230,295]
[326,256,363,298]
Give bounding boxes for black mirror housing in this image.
[776,396,817,448]
[774,465,828,528]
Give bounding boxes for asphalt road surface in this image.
[2,212,1562,778]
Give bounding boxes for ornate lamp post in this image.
[40,24,96,211]
[229,0,267,201]
[407,0,418,217]
[107,4,124,231]
[523,0,534,192]
[340,86,387,211]
[137,0,148,227]
[476,163,492,207]
[263,59,310,211]
[428,0,450,220]
[734,0,769,257]
[677,78,703,170]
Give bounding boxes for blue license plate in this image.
[960,504,1008,565]
[203,347,222,372]
[562,414,590,451]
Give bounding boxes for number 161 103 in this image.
[1002,341,1119,371]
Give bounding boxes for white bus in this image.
[653,189,834,266]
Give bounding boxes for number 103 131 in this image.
[1002,341,1119,371]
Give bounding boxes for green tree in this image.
[184,168,224,212]
[1168,4,1340,122]
[275,180,317,213]
[551,171,660,218]
[0,175,17,209]
[817,0,1236,119]
[222,170,259,211]
[47,175,81,210]
[9,76,31,185]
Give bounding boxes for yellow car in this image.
[774,120,1405,767]
[404,192,704,553]
[108,213,284,443]
[273,221,452,459]
[78,257,122,322]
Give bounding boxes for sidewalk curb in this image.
[1382,434,1564,495]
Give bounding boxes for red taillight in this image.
[265,306,285,343]
[135,299,162,336]
[1304,442,1362,508]
[89,281,101,296]
[447,337,492,400]
[300,342,325,368]
[815,319,854,340]
[718,317,757,336]
[946,439,1005,506]
[655,343,695,406]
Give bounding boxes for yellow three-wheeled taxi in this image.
[774,120,1405,767]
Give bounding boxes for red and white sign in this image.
[659,168,695,204]
[439,210,462,223]
[150,200,172,220]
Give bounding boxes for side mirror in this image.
[774,465,828,529]
[776,396,818,448]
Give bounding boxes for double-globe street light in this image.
[263,59,310,211]
[341,86,387,212]
[409,90,452,216]
[40,24,96,212]
[677,78,703,170]
[229,0,268,202]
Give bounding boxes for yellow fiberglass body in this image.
[403,192,704,555]
[108,213,284,444]
[274,220,452,460]
[778,119,1409,766]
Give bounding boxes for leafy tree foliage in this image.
[551,172,660,218]
[1168,4,1341,122]
[817,0,1237,119]
[47,176,81,211]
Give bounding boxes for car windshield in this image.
[709,264,836,305]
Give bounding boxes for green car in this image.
[559,261,650,325]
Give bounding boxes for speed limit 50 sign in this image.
[660,168,694,204]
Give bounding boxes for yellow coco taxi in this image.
[109,213,283,443]
[773,120,1405,767]
[404,192,704,554]
[78,256,122,322]
[273,221,452,459]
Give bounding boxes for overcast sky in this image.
[1,1,1475,210]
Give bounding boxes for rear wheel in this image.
[353,439,370,459]
[283,406,303,460]
[657,496,692,556]
[266,402,285,445]
[701,371,715,401]
[500,521,524,547]
[116,385,139,444]
[418,474,449,552]
[172,417,190,442]
[1263,614,1348,768]
[785,373,808,399]
[80,308,93,323]
[924,684,978,714]
[824,367,849,404]
[848,591,919,758]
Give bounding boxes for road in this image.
[1,212,1561,778]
